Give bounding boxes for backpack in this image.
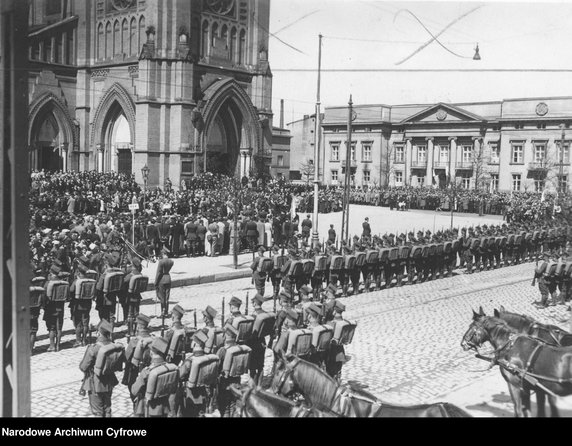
[287,260,304,277]
[330,255,344,270]
[204,327,225,354]
[314,255,327,272]
[222,345,252,377]
[252,312,276,339]
[470,238,480,250]
[287,329,313,356]
[233,316,255,344]
[444,242,452,254]
[411,246,423,258]
[355,252,367,267]
[311,325,333,352]
[167,328,186,362]
[132,337,154,368]
[302,259,315,275]
[344,255,357,270]
[186,354,220,388]
[75,278,96,300]
[103,271,124,294]
[129,275,149,294]
[145,363,179,402]
[46,281,70,302]
[434,244,443,256]
[333,320,357,345]
[389,248,399,261]
[273,255,287,270]
[30,286,44,308]
[399,246,411,259]
[366,250,379,264]
[257,257,274,274]
[94,343,125,377]
[85,270,99,280]
[379,248,390,262]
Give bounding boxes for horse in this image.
[270,354,471,417]
[228,383,337,418]
[461,310,572,417]
[493,305,572,347]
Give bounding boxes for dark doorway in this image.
[117,150,132,175]
[38,145,62,172]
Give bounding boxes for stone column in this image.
[96,143,104,173]
[405,138,412,186]
[448,137,457,181]
[426,137,434,187]
[472,137,481,189]
[61,143,68,172]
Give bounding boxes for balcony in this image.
[410,160,427,168]
[528,162,549,171]
[341,160,357,168]
[433,161,450,169]
[456,162,474,171]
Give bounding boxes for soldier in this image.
[196,219,207,256]
[325,300,348,380]
[533,253,558,308]
[69,262,94,347]
[328,224,336,245]
[155,248,174,317]
[79,320,122,417]
[202,305,223,355]
[272,308,299,362]
[94,251,122,331]
[165,304,186,364]
[462,228,473,274]
[184,217,199,257]
[281,248,303,297]
[305,303,326,367]
[245,218,259,258]
[268,245,283,300]
[29,271,46,352]
[248,293,269,383]
[301,214,312,244]
[130,337,178,417]
[362,217,371,239]
[251,246,268,297]
[122,313,154,392]
[225,296,243,326]
[340,243,353,297]
[216,324,241,417]
[44,265,69,352]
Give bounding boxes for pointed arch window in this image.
[201,21,209,57]
[238,29,246,64]
[129,17,136,55]
[121,19,128,55]
[230,27,237,61]
[105,21,112,59]
[97,23,104,59]
[221,25,228,49]
[113,20,120,57]
[211,22,219,47]
[138,16,145,52]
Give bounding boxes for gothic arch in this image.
[28,92,76,150]
[91,82,136,149]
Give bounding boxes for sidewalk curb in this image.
[145,268,252,291]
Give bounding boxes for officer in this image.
[301,214,312,244]
[328,224,336,245]
[217,324,241,417]
[225,296,243,326]
[325,300,348,380]
[248,293,268,383]
[165,304,186,364]
[184,218,199,257]
[306,303,325,367]
[461,228,473,274]
[130,337,177,417]
[79,319,120,417]
[44,265,69,352]
[120,256,143,333]
[69,262,93,347]
[251,246,268,297]
[155,248,174,317]
[122,313,154,391]
[362,217,371,239]
[179,330,212,417]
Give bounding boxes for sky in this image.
[267,0,572,125]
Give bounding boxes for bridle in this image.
[239,385,255,418]
[274,356,300,395]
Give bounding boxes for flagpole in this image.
[311,34,323,249]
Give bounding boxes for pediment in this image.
[401,103,485,124]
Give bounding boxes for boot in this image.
[30,332,36,352]
[73,326,82,347]
[55,326,62,352]
[82,325,89,346]
[47,330,56,352]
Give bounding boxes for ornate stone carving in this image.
[127,65,139,77]
[535,102,548,117]
[436,109,447,121]
[91,69,109,79]
[205,0,235,16]
[111,0,135,11]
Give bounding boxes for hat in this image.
[279,290,293,302]
[105,252,121,267]
[61,229,70,234]
[172,304,185,317]
[258,246,266,254]
[229,296,242,307]
[136,313,151,327]
[326,283,337,294]
[252,293,266,306]
[365,217,369,221]
[285,309,299,323]
[300,285,312,295]
[192,330,209,348]
[151,337,169,356]
[49,264,62,276]
[224,323,239,339]
[306,303,322,318]
[202,305,217,320]
[334,300,346,313]
[98,319,113,335]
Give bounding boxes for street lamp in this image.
[141,164,149,212]
[559,124,565,195]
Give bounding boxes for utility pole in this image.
[341,95,353,244]
[311,34,323,249]
[560,123,565,195]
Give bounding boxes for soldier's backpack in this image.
[533,230,540,242]
[480,237,488,250]
[434,244,443,256]
[366,250,378,264]
[288,260,304,277]
[500,236,507,248]
[252,312,276,339]
[379,248,390,262]
[129,275,149,294]
[273,255,288,270]
[183,326,197,353]
[75,278,96,300]
[204,327,225,354]
[287,329,313,356]
[411,246,423,258]
[452,240,460,252]
[233,315,255,343]
[444,241,452,254]
[525,232,533,243]
[30,286,44,308]
[186,354,220,388]
[421,246,429,258]
[124,337,139,364]
[535,261,548,276]
[470,238,480,250]
[94,343,125,377]
[330,255,344,270]
[222,344,252,377]
[167,328,186,362]
[389,247,399,261]
[399,246,411,260]
[314,255,327,272]
[355,252,367,267]
[507,234,515,246]
[258,257,274,274]
[515,234,523,246]
[312,325,333,352]
[145,363,179,403]
[427,244,437,256]
[85,270,98,280]
[46,280,70,302]
[344,255,357,270]
[547,261,558,277]
[103,270,124,294]
[333,320,357,345]
[564,261,572,277]
[132,337,154,368]
[302,259,315,276]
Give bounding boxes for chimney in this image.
[280,99,284,128]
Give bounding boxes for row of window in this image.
[96,16,145,60]
[331,170,371,183]
[29,31,75,65]
[330,142,372,162]
[201,20,247,64]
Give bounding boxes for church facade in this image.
[27,0,273,188]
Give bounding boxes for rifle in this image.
[222,296,225,327]
[245,292,249,315]
[161,312,166,337]
[194,309,197,328]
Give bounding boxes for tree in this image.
[381,141,395,187]
[473,139,491,191]
[299,158,315,185]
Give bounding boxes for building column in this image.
[404,138,412,186]
[96,143,104,173]
[472,137,481,189]
[448,137,457,181]
[61,143,68,172]
[425,137,434,187]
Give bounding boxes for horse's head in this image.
[461,309,490,351]
[271,351,299,397]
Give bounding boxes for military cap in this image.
[192,330,209,348]
[224,323,239,339]
[77,263,90,275]
[252,293,266,306]
[202,305,217,320]
[151,337,169,356]
[136,313,151,327]
[334,300,346,313]
[326,283,337,294]
[172,304,185,317]
[258,246,266,254]
[105,252,121,267]
[98,319,113,335]
[229,296,242,307]
[49,264,62,276]
[285,309,299,323]
[31,276,45,285]
[279,290,293,302]
[306,303,322,318]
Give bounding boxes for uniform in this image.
[44,267,69,352]
[301,216,312,243]
[325,301,348,381]
[122,314,154,391]
[69,268,94,347]
[216,325,242,417]
[251,251,268,297]
[155,253,174,316]
[248,296,269,383]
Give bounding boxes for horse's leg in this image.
[536,390,546,417]
[548,395,560,418]
[507,383,525,417]
[521,388,532,417]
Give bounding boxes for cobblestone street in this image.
[30,260,572,417]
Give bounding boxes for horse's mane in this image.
[246,387,296,417]
[292,359,339,409]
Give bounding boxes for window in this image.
[439,145,450,163]
[138,16,145,53]
[122,19,128,55]
[211,23,219,47]
[558,175,568,191]
[202,21,209,57]
[277,155,284,167]
[395,171,403,185]
[394,145,404,163]
[557,142,570,164]
[490,174,499,192]
[44,38,52,62]
[46,0,61,15]
[130,18,136,56]
[331,170,338,181]
[417,145,427,163]
[230,28,237,61]
[363,170,371,183]
[350,143,356,161]
[113,20,120,56]
[512,174,521,191]
[106,21,112,59]
[331,144,339,161]
[511,143,524,164]
[66,30,74,64]
[462,145,472,163]
[489,142,500,164]
[462,177,471,189]
[534,179,544,192]
[533,143,546,163]
[221,25,228,49]
[417,175,425,186]
[537,123,546,129]
[362,144,372,162]
[238,29,246,64]
[515,123,524,130]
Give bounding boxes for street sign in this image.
[128,203,139,211]
[162,203,172,210]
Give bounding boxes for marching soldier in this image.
[225,296,243,326]
[301,214,312,244]
[94,251,122,331]
[155,248,174,317]
[325,300,348,380]
[165,304,186,364]
[130,337,177,417]
[202,305,223,354]
[296,285,313,326]
[461,228,473,274]
[248,293,269,383]
[122,313,154,391]
[79,320,122,417]
[533,253,558,308]
[251,246,268,297]
[179,330,213,417]
[216,324,241,417]
[30,270,46,352]
[44,265,69,352]
[269,245,283,300]
[271,308,299,363]
[69,261,94,347]
[119,256,143,330]
[305,303,326,367]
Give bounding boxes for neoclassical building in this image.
[319,97,572,192]
[27,0,273,187]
